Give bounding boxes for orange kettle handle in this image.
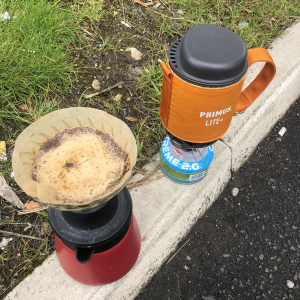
[235,48,276,113]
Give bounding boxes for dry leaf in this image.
[24,201,41,210]
[0,141,6,158]
[243,7,251,13]
[133,0,154,7]
[125,47,143,60]
[0,174,25,209]
[18,103,34,113]
[184,265,189,270]
[126,97,131,101]
[114,94,123,101]
[13,272,18,277]
[16,253,21,257]
[125,117,139,122]
[106,66,111,69]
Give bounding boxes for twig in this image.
[133,0,154,7]
[84,81,124,99]
[127,164,160,186]
[117,51,133,61]
[80,27,94,37]
[166,239,190,265]
[44,56,56,62]
[18,206,48,215]
[137,164,160,182]
[126,175,164,189]
[0,229,44,241]
[76,32,84,42]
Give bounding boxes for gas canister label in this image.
[161,137,213,172]
[200,106,231,126]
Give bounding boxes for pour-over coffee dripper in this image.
[12,107,141,285]
[12,107,137,211]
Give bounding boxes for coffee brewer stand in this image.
[12,107,141,285]
[159,25,276,183]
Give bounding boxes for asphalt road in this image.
[135,98,300,300]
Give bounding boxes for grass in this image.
[0,0,299,297]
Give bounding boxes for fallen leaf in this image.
[92,79,101,90]
[19,104,28,111]
[18,103,34,114]
[114,94,123,101]
[16,253,21,257]
[24,201,41,210]
[13,272,18,277]
[106,66,111,69]
[243,7,251,13]
[41,222,50,236]
[0,141,6,159]
[125,117,139,122]
[23,267,27,270]
[133,0,154,7]
[125,47,143,60]
[184,265,189,270]
[126,97,131,101]
[0,175,25,209]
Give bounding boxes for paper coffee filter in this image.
[12,107,137,210]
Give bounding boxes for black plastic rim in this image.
[167,131,217,150]
[49,187,132,253]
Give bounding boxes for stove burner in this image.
[167,131,217,150]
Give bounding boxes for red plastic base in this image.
[55,214,141,285]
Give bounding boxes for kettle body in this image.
[159,25,276,143]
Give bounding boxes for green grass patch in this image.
[0,0,104,130]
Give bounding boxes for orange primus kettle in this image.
[159,25,276,144]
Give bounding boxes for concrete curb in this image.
[5,21,300,300]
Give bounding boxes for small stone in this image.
[274,266,278,271]
[223,254,230,258]
[259,254,264,260]
[92,79,101,90]
[294,274,298,281]
[187,255,191,261]
[220,267,225,272]
[290,246,296,251]
[125,47,143,60]
[272,186,276,190]
[292,226,297,230]
[231,188,239,197]
[114,94,122,102]
[287,280,294,289]
[265,268,269,273]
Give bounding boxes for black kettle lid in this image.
[168,24,248,87]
